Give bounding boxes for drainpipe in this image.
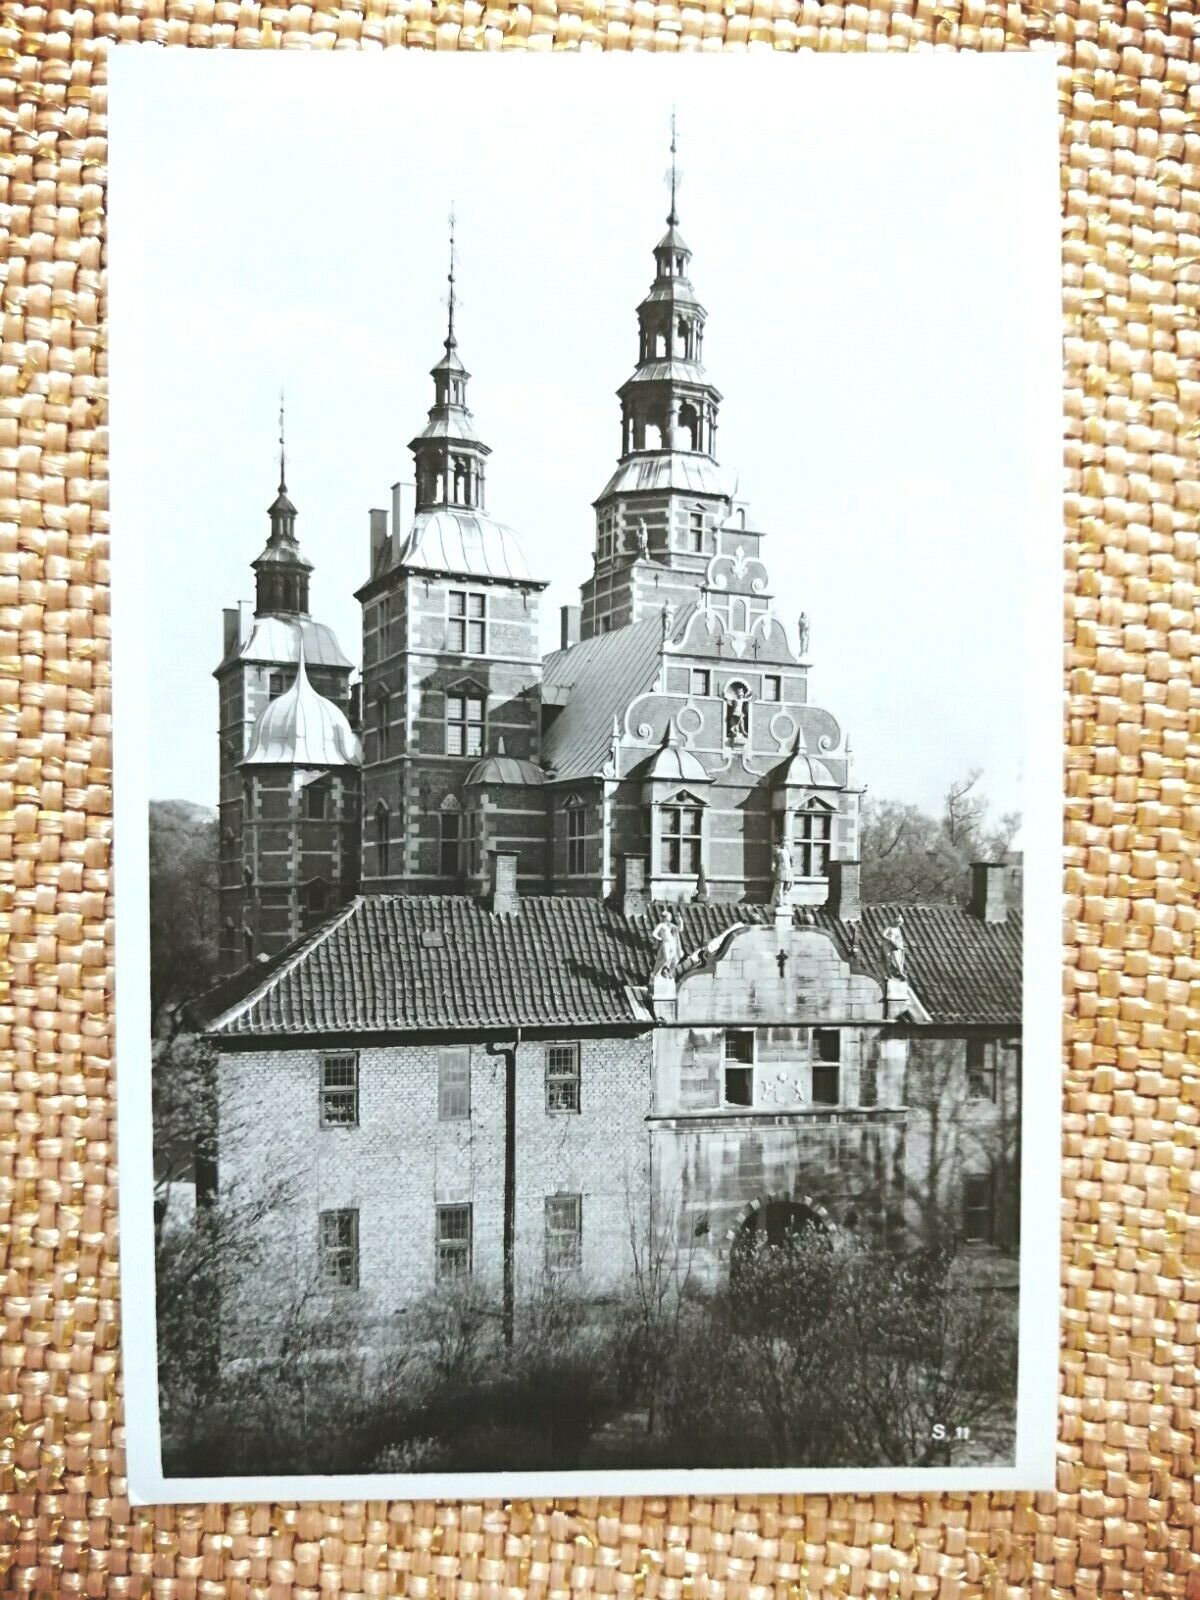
[486,1027,521,1348]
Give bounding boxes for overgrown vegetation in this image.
[158,1218,1017,1477]
[859,770,1020,904]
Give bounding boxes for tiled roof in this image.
[200,895,1023,1040]
[540,616,666,782]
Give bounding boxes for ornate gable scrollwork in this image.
[705,545,769,596]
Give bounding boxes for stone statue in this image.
[724,682,750,745]
[772,840,794,904]
[881,916,906,978]
[635,519,650,560]
[650,906,682,982]
[798,612,810,657]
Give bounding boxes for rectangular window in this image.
[320,1053,359,1127]
[439,809,460,876]
[436,1204,472,1280]
[546,1043,581,1112]
[305,783,328,821]
[690,668,711,697]
[319,1208,358,1289]
[687,509,704,553]
[762,674,781,703]
[962,1175,993,1243]
[545,1194,582,1273]
[662,803,703,875]
[446,692,484,758]
[448,590,486,654]
[965,1038,999,1101]
[794,802,833,877]
[567,805,586,875]
[438,1048,471,1121]
[811,1028,840,1106]
[376,691,390,760]
[723,1029,754,1107]
[268,670,287,700]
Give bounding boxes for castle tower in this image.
[356,222,548,894]
[238,641,362,960]
[215,410,357,974]
[581,119,748,639]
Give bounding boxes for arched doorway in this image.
[727,1196,834,1305]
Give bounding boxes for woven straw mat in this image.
[1,2,1199,1597]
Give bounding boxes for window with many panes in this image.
[597,514,615,562]
[545,1194,582,1272]
[662,802,703,875]
[762,674,781,703]
[566,803,586,875]
[962,1174,993,1243]
[965,1038,999,1101]
[436,1204,472,1279]
[448,591,486,654]
[546,1043,581,1112]
[723,1029,754,1106]
[320,1053,359,1126]
[463,808,481,877]
[690,668,711,697]
[446,690,484,758]
[439,807,460,876]
[794,799,833,877]
[438,1048,470,1120]
[319,1208,359,1288]
[686,509,705,553]
[811,1029,840,1105]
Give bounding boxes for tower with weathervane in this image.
[214,412,360,975]
[355,220,548,895]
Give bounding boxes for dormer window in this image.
[793,797,834,878]
[662,799,703,875]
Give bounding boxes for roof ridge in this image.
[205,897,364,1033]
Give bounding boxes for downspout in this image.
[486,1026,522,1348]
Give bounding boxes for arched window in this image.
[675,316,689,358]
[375,801,391,877]
[793,799,834,878]
[678,403,699,451]
[643,419,664,451]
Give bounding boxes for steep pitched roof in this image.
[540,615,666,781]
[200,895,1023,1041]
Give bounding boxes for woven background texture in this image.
[1,1,1198,1596]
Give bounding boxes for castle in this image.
[197,153,1022,1331]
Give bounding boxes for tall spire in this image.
[667,107,679,228]
[445,205,457,354]
[278,388,287,494]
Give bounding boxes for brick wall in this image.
[216,1031,653,1336]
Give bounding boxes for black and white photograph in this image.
[111,50,1061,1500]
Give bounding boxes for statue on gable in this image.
[650,906,682,983]
[798,612,811,657]
[881,915,906,978]
[724,680,751,746]
[772,839,794,905]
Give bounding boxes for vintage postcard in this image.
[110,49,1062,1502]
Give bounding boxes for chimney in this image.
[828,859,861,922]
[622,855,648,919]
[970,861,1008,923]
[369,507,389,575]
[391,481,405,541]
[560,605,582,651]
[489,850,520,917]
[222,606,240,656]
[238,598,253,644]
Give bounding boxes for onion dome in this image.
[643,719,709,784]
[242,642,361,768]
[464,754,545,786]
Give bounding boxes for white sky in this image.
[111,51,1059,822]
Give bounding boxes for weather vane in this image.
[446,203,457,347]
[277,388,286,491]
[666,106,680,225]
